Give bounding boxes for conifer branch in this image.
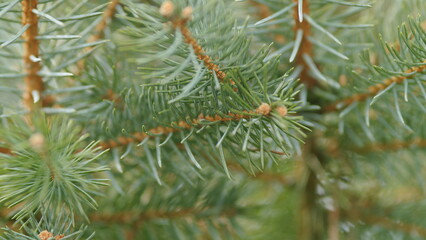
[161,2,234,85]
[249,1,271,19]
[355,138,426,153]
[89,207,238,224]
[0,104,287,154]
[361,216,426,237]
[76,0,120,73]
[292,0,316,87]
[89,0,120,43]
[249,1,286,44]
[99,103,283,149]
[325,60,426,112]
[173,20,231,83]
[21,0,44,110]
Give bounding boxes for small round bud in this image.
[55,234,65,240]
[39,231,53,240]
[182,6,193,20]
[256,103,271,115]
[159,1,175,17]
[29,133,45,151]
[338,75,347,86]
[275,106,288,117]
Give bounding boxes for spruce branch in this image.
[325,59,426,112]
[21,0,44,109]
[76,0,120,74]
[0,211,94,240]
[361,216,426,237]
[291,0,316,87]
[98,103,287,149]
[89,0,120,43]
[250,1,272,19]
[0,115,109,221]
[161,2,234,85]
[249,1,286,44]
[354,138,426,153]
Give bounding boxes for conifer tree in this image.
[0,0,425,239]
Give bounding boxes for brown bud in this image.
[29,133,45,151]
[256,103,271,115]
[159,1,175,17]
[275,106,288,117]
[182,6,193,20]
[38,231,53,240]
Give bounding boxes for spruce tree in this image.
[0,0,425,239]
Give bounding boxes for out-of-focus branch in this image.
[325,60,426,112]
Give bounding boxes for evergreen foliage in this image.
[0,0,425,239]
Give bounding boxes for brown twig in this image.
[354,138,426,154]
[0,104,287,155]
[76,0,120,73]
[158,2,234,85]
[98,104,277,149]
[0,147,12,155]
[249,1,286,44]
[292,0,316,88]
[22,0,44,110]
[89,0,120,43]
[172,18,234,84]
[325,60,426,112]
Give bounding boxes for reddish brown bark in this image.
[22,0,44,110]
[293,0,316,88]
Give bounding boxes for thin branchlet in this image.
[89,0,120,43]
[325,60,426,112]
[76,0,120,73]
[5,129,421,157]
[22,0,44,109]
[162,2,235,85]
[292,0,316,87]
[361,216,426,237]
[98,103,282,149]
[355,137,426,153]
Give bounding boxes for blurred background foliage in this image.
[0,0,425,239]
